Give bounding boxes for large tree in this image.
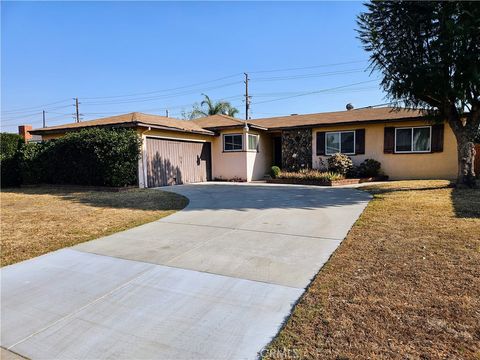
[358,1,480,186]
[184,94,239,120]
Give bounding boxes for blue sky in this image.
[1,1,385,132]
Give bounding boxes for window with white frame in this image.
[325,131,355,155]
[395,126,431,153]
[247,134,259,151]
[223,134,243,152]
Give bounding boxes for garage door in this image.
[146,137,212,187]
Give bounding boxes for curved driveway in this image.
[1,183,370,359]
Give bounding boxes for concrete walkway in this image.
[1,183,370,359]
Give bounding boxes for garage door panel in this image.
[146,138,211,188]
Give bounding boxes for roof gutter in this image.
[30,121,215,136]
[29,122,138,135]
[255,116,431,132]
[200,123,268,132]
[136,122,215,136]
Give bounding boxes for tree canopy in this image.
[358,1,480,185]
[184,94,239,119]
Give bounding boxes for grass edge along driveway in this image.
[1,186,188,266]
[264,180,480,360]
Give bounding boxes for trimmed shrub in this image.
[327,153,353,176]
[347,165,360,179]
[270,166,281,179]
[358,159,382,177]
[19,128,141,187]
[18,141,45,184]
[278,170,344,182]
[1,133,24,187]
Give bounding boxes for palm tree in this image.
[186,94,239,119]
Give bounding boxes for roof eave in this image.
[136,122,214,136]
[260,116,431,131]
[200,124,269,131]
[29,122,137,135]
[30,121,215,136]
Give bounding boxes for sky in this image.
[1,1,386,133]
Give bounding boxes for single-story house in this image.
[28,107,458,187]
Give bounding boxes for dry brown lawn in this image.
[265,180,480,360]
[0,186,188,266]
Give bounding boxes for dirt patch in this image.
[0,187,188,266]
[264,180,480,359]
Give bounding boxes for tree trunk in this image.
[456,135,477,187]
[448,113,478,187]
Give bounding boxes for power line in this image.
[252,69,365,82]
[250,86,378,98]
[81,81,243,106]
[46,111,73,115]
[1,99,71,114]
[1,82,380,126]
[1,112,69,125]
[80,96,244,117]
[1,104,73,120]
[1,60,371,115]
[252,79,380,105]
[355,101,406,109]
[248,60,367,74]
[80,73,243,100]
[1,111,43,121]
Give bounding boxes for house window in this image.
[223,134,243,152]
[247,134,259,151]
[395,126,431,153]
[325,131,355,155]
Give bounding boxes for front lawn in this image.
[0,186,188,266]
[265,180,480,359]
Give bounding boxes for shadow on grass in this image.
[451,187,480,219]
[1,186,189,212]
[360,179,454,194]
[360,180,479,219]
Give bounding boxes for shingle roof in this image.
[192,114,268,130]
[30,107,429,137]
[248,107,427,129]
[30,112,214,135]
[192,114,244,128]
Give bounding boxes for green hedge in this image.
[11,128,141,187]
[0,133,24,187]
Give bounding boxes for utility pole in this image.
[42,110,46,128]
[244,73,250,120]
[75,97,80,123]
[166,109,169,118]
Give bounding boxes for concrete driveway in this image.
[1,183,370,359]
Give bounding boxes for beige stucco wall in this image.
[312,120,458,180]
[211,128,247,181]
[246,130,273,181]
[40,133,64,140]
[211,128,273,181]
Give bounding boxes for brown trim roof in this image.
[30,107,430,137]
[30,112,214,135]
[192,114,268,131]
[248,107,427,129]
